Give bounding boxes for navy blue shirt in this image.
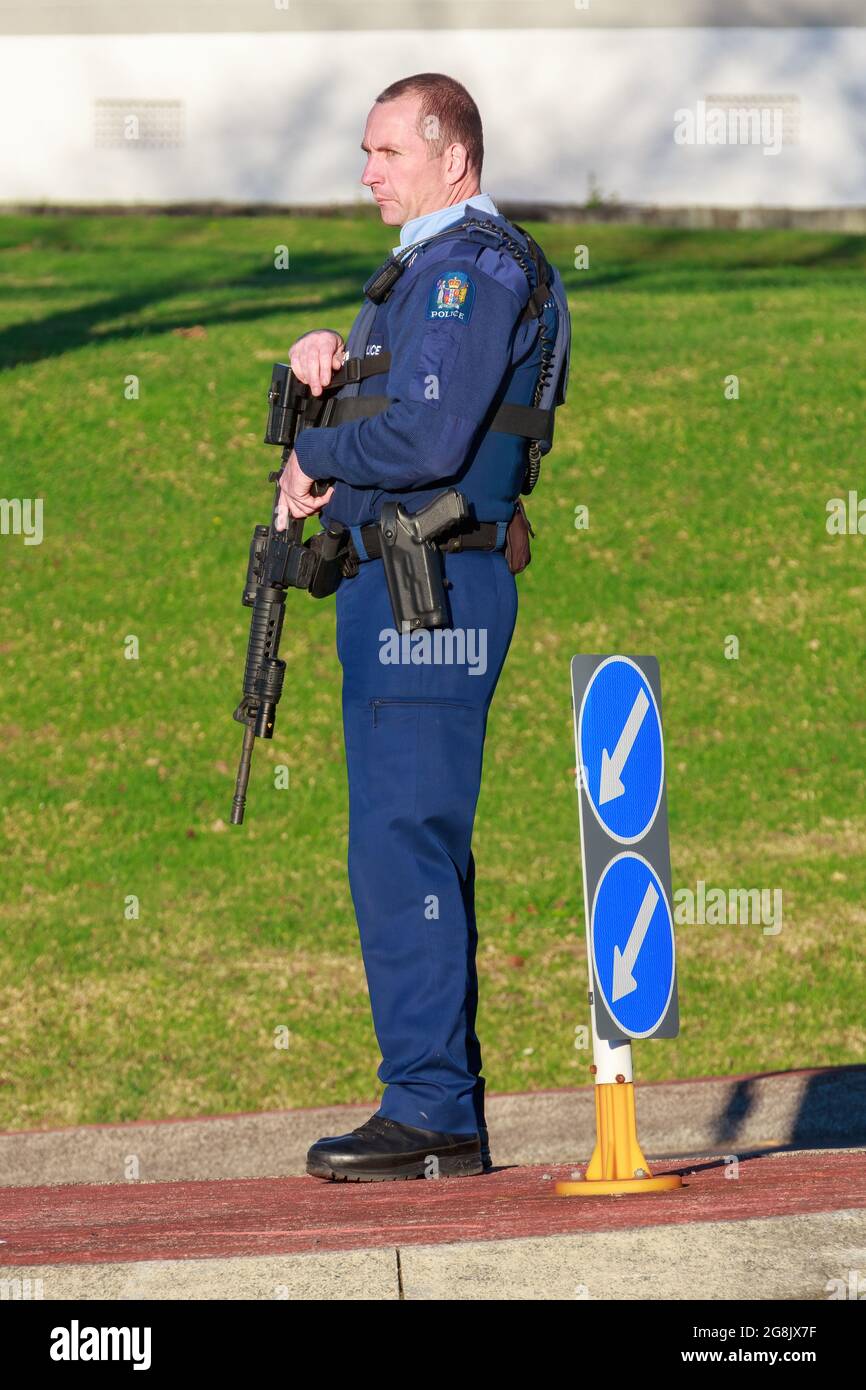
[293,212,543,529]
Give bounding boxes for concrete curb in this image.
[1,1065,863,1188]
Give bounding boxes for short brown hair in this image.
[375,73,484,175]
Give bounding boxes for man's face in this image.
[361,94,461,226]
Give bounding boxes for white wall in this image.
[0,28,863,207]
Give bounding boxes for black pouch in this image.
[305,526,351,598]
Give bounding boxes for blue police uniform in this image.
[295,196,559,1148]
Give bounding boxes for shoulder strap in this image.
[293,353,391,434]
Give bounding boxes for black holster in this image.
[378,489,468,630]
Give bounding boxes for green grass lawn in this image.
[1,214,864,1130]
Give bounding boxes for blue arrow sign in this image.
[578,655,663,842]
[591,853,675,1038]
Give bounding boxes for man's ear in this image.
[445,141,469,186]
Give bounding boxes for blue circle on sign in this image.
[578,656,663,843]
[591,853,675,1038]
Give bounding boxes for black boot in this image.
[306,1114,484,1182]
[477,1120,493,1172]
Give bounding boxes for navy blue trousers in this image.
[336,549,518,1136]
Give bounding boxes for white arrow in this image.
[599,687,649,805]
[611,880,659,1001]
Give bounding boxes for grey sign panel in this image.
[571,654,679,1040]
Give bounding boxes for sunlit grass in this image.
[0,215,864,1128]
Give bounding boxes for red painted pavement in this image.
[0,1151,863,1267]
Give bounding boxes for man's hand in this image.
[275,449,334,530]
[289,329,345,397]
[275,330,343,528]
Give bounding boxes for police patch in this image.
[426,269,475,323]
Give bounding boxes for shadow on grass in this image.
[0,250,371,372]
[4,231,865,371]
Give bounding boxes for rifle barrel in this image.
[230,723,257,825]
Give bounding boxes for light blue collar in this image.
[392,193,500,256]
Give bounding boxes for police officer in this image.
[275,73,569,1181]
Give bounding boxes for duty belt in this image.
[356,515,504,561]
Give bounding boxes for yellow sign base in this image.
[555,1079,683,1197]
